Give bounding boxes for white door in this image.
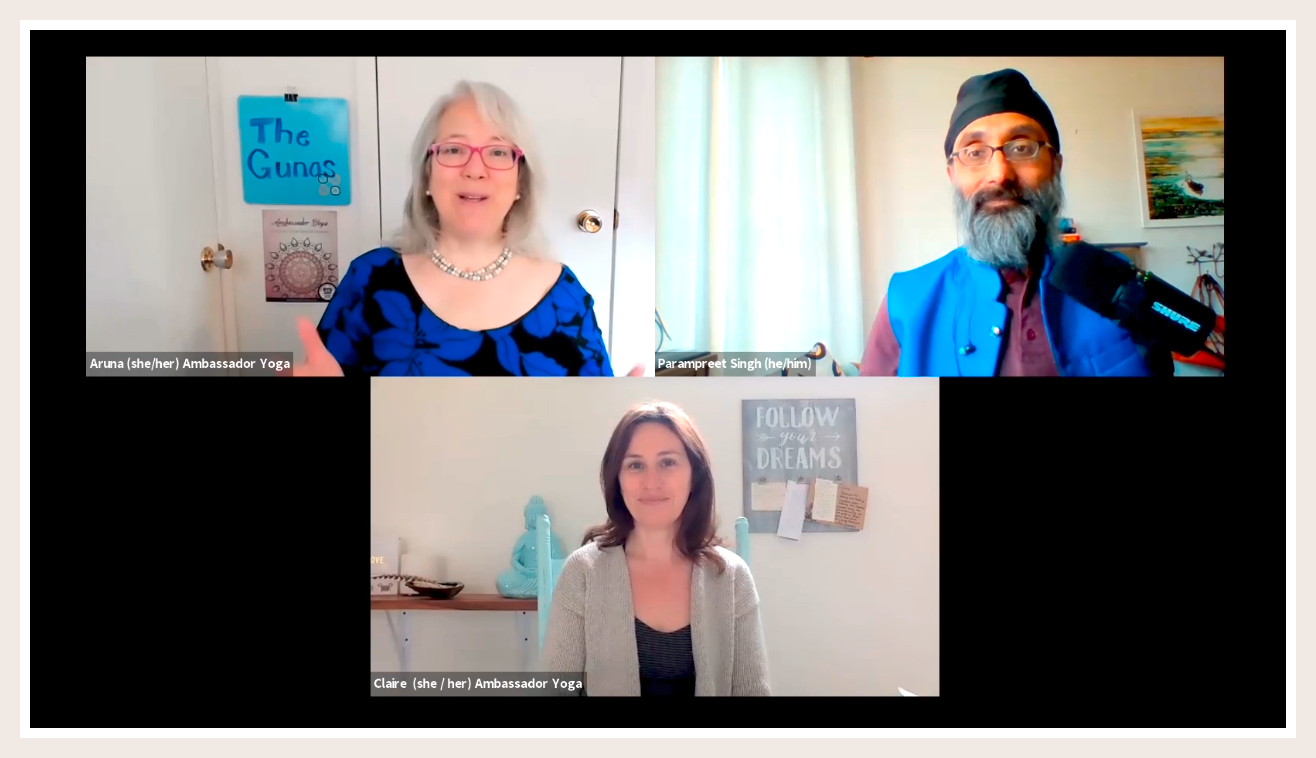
[207,57,382,366]
[375,57,624,364]
[85,57,228,355]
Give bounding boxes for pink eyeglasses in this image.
[428,142,524,170]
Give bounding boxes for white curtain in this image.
[655,56,865,361]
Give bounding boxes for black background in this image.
[61,30,1278,726]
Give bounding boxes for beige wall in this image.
[371,376,940,696]
[853,56,1226,334]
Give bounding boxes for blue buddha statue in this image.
[496,496,565,598]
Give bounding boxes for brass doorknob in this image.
[202,244,233,272]
[576,210,602,233]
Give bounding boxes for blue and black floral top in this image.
[315,248,614,376]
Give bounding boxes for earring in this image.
[515,194,521,200]
[425,190,431,196]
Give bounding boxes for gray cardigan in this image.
[539,540,771,696]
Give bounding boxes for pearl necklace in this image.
[429,246,512,281]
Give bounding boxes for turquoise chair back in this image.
[734,516,750,568]
[537,513,567,651]
[535,514,752,652]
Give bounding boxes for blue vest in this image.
[885,245,1156,377]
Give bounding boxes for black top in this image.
[635,618,696,696]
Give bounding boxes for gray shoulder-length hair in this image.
[388,80,550,258]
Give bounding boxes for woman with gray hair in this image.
[293,81,639,377]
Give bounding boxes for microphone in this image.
[1047,243,1218,357]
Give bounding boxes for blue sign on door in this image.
[238,96,351,206]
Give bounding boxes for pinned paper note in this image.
[751,482,786,511]
[832,483,870,530]
[811,478,839,522]
[806,479,869,530]
[776,481,809,540]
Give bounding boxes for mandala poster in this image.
[262,210,340,303]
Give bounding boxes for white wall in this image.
[852,57,1225,345]
[371,377,940,696]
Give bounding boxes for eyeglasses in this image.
[949,138,1054,167]
[429,142,524,170]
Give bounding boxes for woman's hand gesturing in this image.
[292,317,344,377]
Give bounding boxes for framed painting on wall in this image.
[1132,110,1225,228]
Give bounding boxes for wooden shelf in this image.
[370,593,536,612]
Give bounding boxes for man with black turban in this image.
[859,69,1171,377]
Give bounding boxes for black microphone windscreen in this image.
[1047,242,1217,356]
[1046,243,1136,319]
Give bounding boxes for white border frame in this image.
[45,19,1298,740]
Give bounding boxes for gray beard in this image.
[953,177,1065,270]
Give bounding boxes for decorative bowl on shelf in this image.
[406,580,465,600]
[371,573,465,600]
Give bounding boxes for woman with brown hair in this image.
[540,401,770,696]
